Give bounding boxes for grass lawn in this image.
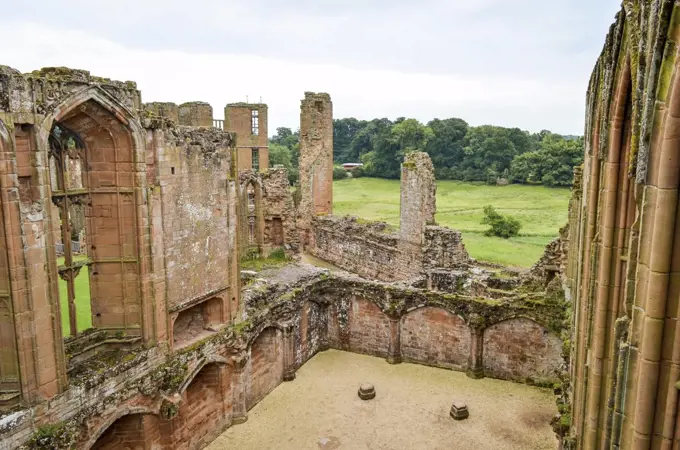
[333,178,571,268]
[57,256,92,335]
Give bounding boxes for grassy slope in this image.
[333,178,571,268]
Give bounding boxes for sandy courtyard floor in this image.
[206,350,558,450]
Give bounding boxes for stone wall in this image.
[483,318,562,383]
[156,127,234,314]
[309,216,407,281]
[308,216,469,282]
[224,103,268,172]
[306,152,469,281]
[564,3,680,448]
[0,264,565,450]
[0,66,241,418]
[400,307,470,370]
[238,168,299,257]
[178,102,213,127]
[144,102,179,124]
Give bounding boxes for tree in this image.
[425,118,469,179]
[481,205,522,239]
[333,118,367,163]
[461,126,519,182]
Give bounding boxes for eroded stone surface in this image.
[358,383,376,400]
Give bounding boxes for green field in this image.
[57,257,92,335]
[333,178,571,268]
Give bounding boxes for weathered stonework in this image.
[224,103,269,172]
[0,65,570,450]
[178,102,213,128]
[563,2,680,448]
[144,102,179,125]
[298,92,333,247]
[238,168,299,258]
[306,152,469,282]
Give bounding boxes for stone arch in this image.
[83,406,159,450]
[35,86,150,340]
[400,306,471,370]
[167,361,227,449]
[247,326,284,409]
[482,317,561,382]
[346,296,390,357]
[178,355,229,394]
[246,322,285,348]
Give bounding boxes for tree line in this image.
[269,117,584,187]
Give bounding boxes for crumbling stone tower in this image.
[400,152,436,245]
[225,103,269,172]
[298,92,333,247]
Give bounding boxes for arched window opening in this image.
[49,124,92,337]
[48,98,141,341]
[240,179,264,259]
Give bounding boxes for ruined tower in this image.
[225,103,269,172]
[400,152,436,245]
[298,92,333,246]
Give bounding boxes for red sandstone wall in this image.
[483,318,562,382]
[348,297,390,358]
[166,363,227,450]
[297,301,326,365]
[400,307,471,370]
[247,328,284,410]
[92,414,160,450]
[158,141,232,310]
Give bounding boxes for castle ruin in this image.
[5,4,677,447]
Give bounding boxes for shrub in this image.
[481,205,521,239]
[333,166,349,180]
[351,166,365,178]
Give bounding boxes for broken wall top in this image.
[0,66,141,116]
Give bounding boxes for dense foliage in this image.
[270,117,583,187]
[481,205,522,239]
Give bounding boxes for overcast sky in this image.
[2,0,621,135]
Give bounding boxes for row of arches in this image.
[329,298,563,382]
[81,295,561,449]
[88,325,283,450]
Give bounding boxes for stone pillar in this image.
[399,152,436,245]
[283,323,297,381]
[298,92,333,248]
[178,101,213,127]
[230,353,249,424]
[467,327,484,379]
[398,152,436,279]
[387,317,402,364]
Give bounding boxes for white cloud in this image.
[3,17,604,134]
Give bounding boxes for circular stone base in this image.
[358,383,376,400]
